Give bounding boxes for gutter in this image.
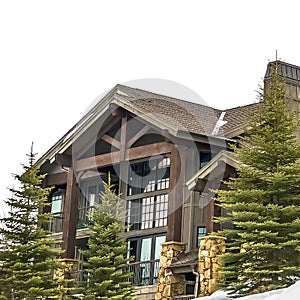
[192,267,200,298]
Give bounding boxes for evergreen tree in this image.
[80,177,135,300]
[216,62,300,295]
[0,145,68,299]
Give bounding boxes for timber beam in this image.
[74,141,173,172]
[101,134,121,149]
[55,154,72,167]
[127,125,151,148]
[43,172,68,187]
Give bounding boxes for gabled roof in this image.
[222,102,260,138]
[116,85,259,139]
[116,85,222,136]
[36,84,257,167]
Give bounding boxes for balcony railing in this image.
[129,259,160,286]
[75,259,160,287]
[76,259,159,286]
[77,207,94,229]
[48,213,64,233]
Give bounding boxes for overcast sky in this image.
[1,0,300,213]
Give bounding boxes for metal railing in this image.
[129,259,160,286]
[75,259,160,287]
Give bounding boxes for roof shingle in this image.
[117,84,259,138]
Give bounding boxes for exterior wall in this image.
[45,142,223,256]
[135,285,157,300]
[182,190,221,251]
[43,106,227,294]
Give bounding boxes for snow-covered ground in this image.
[194,281,300,300]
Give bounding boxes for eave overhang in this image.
[36,85,236,170]
[186,150,239,191]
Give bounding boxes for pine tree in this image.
[80,177,135,300]
[216,62,300,295]
[0,145,69,299]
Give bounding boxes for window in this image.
[128,234,165,286]
[126,157,170,232]
[51,190,64,213]
[127,194,168,231]
[128,157,170,196]
[199,152,212,168]
[77,182,103,229]
[155,194,168,227]
[50,189,65,233]
[128,235,166,261]
[197,226,207,247]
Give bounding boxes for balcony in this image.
[129,259,160,286]
[48,213,64,233]
[76,259,160,287]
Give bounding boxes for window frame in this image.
[50,189,65,233]
[77,179,104,229]
[126,193,168,231]
[127,156,170,197]
[196,226,207,247]
[126,156,170,232]
[127,233,166,262]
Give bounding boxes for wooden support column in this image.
[118,114,128,197]
[207,195,215,233]
[62,167,79,259]
[120,114,127,161]
[167,145,185,242]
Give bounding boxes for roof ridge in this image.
[116,84,222,112]
[269,60,300,69]
[224,101,260,112]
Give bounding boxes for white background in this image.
[1,0,300,213]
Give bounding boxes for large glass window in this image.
[128,157,170,196]
[154,235,165,259]
[128,234,165,286]
[127,194,168,231]
[127,156,170,232]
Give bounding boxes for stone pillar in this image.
[53,258,79,299]
[156,241,186,300]
[198,235,226,297]
[53,258,79,282]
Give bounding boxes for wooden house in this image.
[37,60,300,299]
